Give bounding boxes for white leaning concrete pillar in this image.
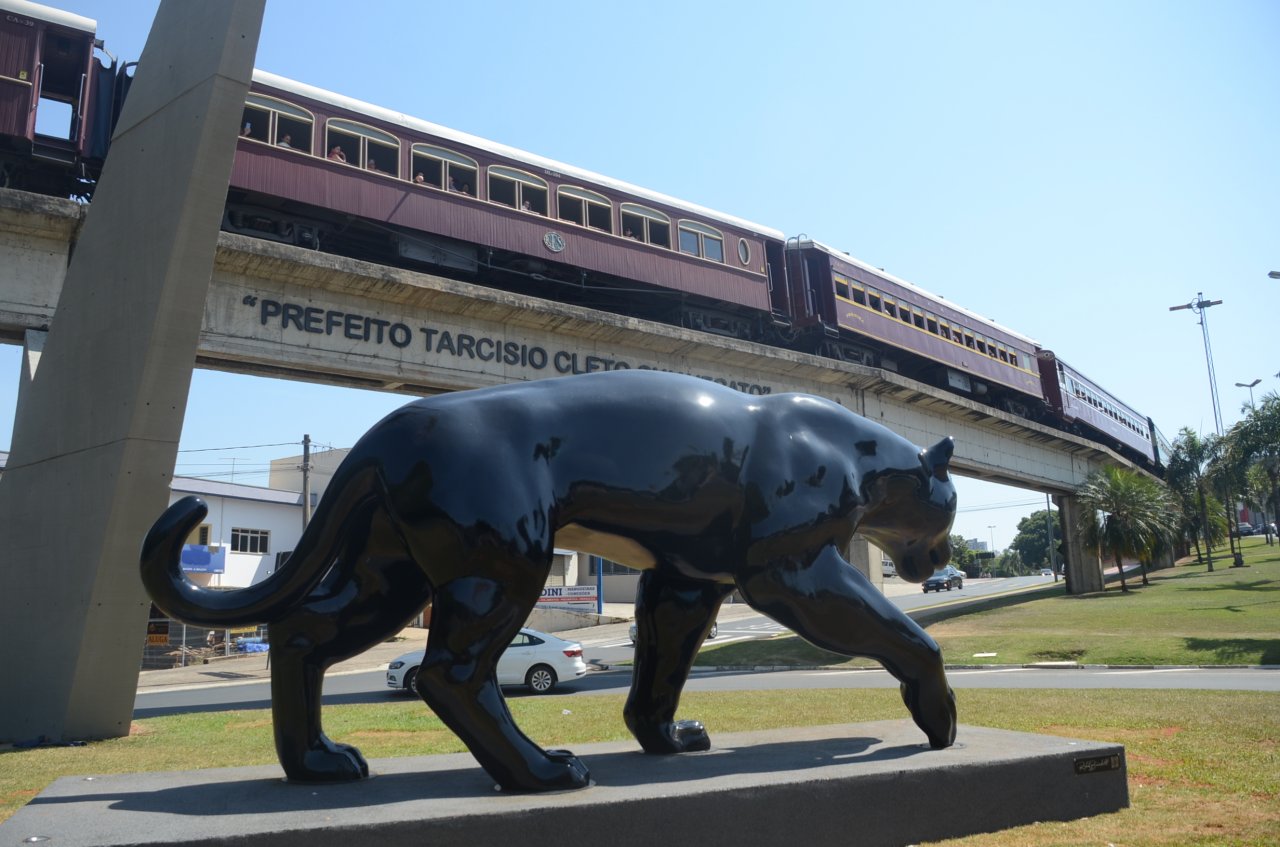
[846,535,884,592]
[0,1,264,744]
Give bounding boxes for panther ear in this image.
[923,437,954,481]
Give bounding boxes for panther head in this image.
[857,437,958,583]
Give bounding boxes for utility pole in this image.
[301,433,312,528]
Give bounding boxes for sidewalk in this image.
[136,579,924,692]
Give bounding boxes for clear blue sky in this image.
[1,0,1277,554]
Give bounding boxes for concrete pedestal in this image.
[0,721,1127,847]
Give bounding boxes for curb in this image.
[586,665,1280,675]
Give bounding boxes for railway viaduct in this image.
[0,185,1122,585]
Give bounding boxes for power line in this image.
[178,441,300,453]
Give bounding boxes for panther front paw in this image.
[900,680,957,749]
[495,749,591,793]
[283,740,370,782]
[636,719,711,754]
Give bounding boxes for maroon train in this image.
[0,0,1165,472]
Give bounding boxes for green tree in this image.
[991,548,1027,577]
[1231,392,1280,533]
[948,534,978,576]
[1077,466,1178,592]
[1166,428,1219,571]
[1009,509,1061,571]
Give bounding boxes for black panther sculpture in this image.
[141,370,958,792]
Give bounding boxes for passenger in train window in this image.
[449,176,458,191]
[277,133,293,149]
[241,122,252,137]
[461,183,471,195]
[521,199,532,211]
[328,145,346,163]
[414,172,426,184]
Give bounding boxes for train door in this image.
[31,25,97,161]
[0,13,37,144]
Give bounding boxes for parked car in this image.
[386,627,586,695]
[629,620,718,644]
[922,565,964,593]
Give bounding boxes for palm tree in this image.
[1166,428,1218,571]
[1077,466,1178,593]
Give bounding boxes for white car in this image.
[387,627,587,695]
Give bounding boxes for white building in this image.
[169,476,314,589]
[1,449,307,591]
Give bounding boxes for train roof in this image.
[795,239,1041,347]
[252,70,786,242]
[0,0,95,33]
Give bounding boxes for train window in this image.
[676,221,724,262]
[913,310,925,329]
[964,332,976,349]
[327,119,398,176]
[242,94,314,152]
[557,186,613,233]
[851,284,866,306]
[868,291,882,312]
[900,307,913,326]
[489,166,548,215]
[621,204,671,248]
[834,276,850,300]
[678,229,698,255]
[412,144,478,195]
[925,313,939,334]
[883,299,897,319]
[998,346,1009,363]
[738,239,750,265]
[976,338,987,355]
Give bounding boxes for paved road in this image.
[133,664,1279,717]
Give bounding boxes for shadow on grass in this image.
[1182,637,1280,665]
[1177,579,1278,593]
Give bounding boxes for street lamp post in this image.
[987,525,996,555]
[1169,293,1246,566]
[1235,378,1261,410]
[1169,293,1225,435]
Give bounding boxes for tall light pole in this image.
[1235,378,1261,410]
[1169,293,1225,434]
[987,525,996,554]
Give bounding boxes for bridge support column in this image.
[0,1,264,744]
[847,535,884,592]
[1056,495,1103,594]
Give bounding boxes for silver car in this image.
[387,627,587,695]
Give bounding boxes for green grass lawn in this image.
[697,535,1280,669]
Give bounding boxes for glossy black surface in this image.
[141,370,958,791]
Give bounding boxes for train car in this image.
[0,0,126,196]
[222,71,791,341]
[784,239,1046,418]
[1036,350,1158,467]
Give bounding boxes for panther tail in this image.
[140,465,380,627]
